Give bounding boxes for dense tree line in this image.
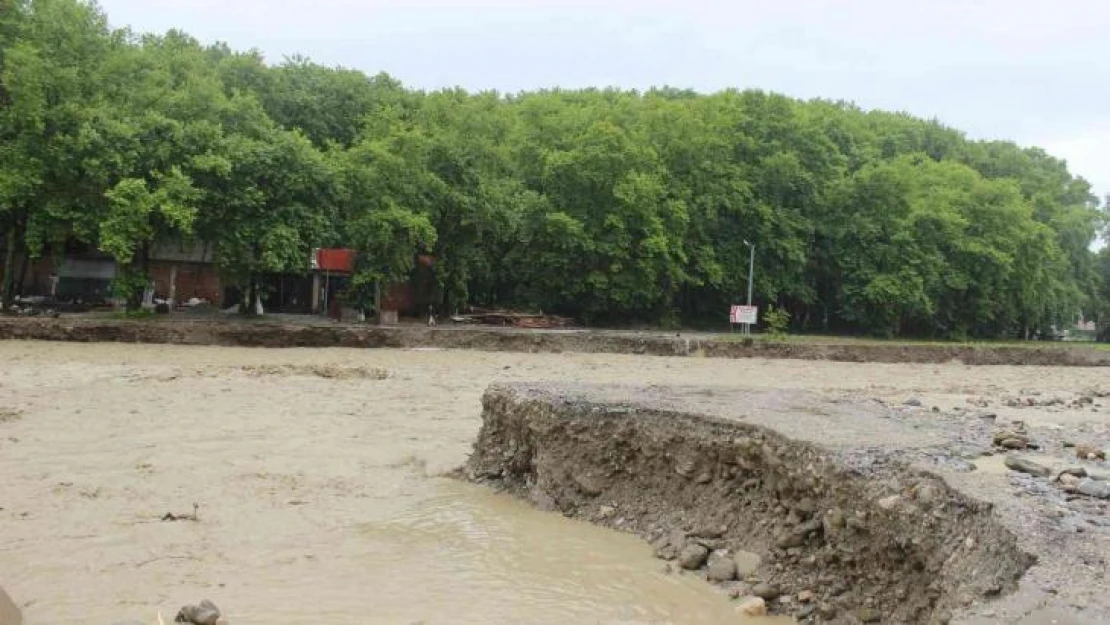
[2,0,1107,337]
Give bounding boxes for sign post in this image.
[730,305,758,334]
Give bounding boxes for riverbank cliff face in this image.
[465,383,1104,624]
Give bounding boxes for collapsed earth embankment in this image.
[464,383,1104,624]
[2,317,1108,367]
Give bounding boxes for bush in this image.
[763,305,790,339]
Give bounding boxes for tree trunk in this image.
[1,223,15,308]
[124,245,151,312]
[15,249,29,298]
[240,278,253,315]
[251,277,263,315]
[374,280,381,325]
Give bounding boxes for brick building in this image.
[148,240,222,305]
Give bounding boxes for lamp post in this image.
[743,239,755,334]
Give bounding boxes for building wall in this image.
[148,261,222,305]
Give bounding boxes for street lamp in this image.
[743,239,755,334]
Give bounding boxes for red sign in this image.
[314,248,356,273]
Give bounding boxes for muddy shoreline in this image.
[2,317,1108,366]
[464,383,1108,624]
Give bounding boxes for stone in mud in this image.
[903,397,923,407]
[752,582,781,600]
[818,603,838,620]
[822,508,846,534]
[912,483,942,506]
[734,551,762,577]
[796,604,816,619]
[793,497,818,518]
[706,555,738,582]
[1075,444,1106,461]
[0,586,20,625]
[797,589,814,603]
[775,531,805,549]
[673,457,696,478]
[993,431,1029,447]
[876,494,902,511]
[1059,473,1081,492]
[857,607,882,623]
[1004,456,1051,478]
[1057,467,1088,480]
[677,543,710,570]
[1075,479,1110,499]
[998,438,1028,450]
[736,597,767,617]
[573,473,607,496]
[652,541,678,561]
[175,599,221,625]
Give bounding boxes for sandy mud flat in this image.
[1,341,1108,623]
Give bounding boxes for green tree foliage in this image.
[1,0,1106,337]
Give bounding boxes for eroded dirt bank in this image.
[2,317,1109,366]
[465,383,1107,624]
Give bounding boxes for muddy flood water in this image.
[2,342,1106,624]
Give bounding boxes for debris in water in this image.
[162,503,200,522]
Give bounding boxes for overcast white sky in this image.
[98,0,1110,203]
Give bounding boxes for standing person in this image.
[427,304,436,327]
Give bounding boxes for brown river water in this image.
[3,341,1101,624]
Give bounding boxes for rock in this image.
[857,608,882,623]
[1004,456,1051,478]
[690,523,726,539]
[0,586,21,625]
[1076,479,1110,499]
[798,590,814,603]
[1076,444,1106,461]
[822,508,846,533]
[175,599,221,625]
[912,484,941,505]
[677,543,710,570]
[733,551,763,577]
[999,438,1028,450]
[736,597,767,617]
[706,555,738,582]
[573,473,607,496]
[112,622,146,625]
[1059,473,1081,491]
[1057,467,1088,480]
[993,431,1029,446]
[752,582,781,600]
[793,497,818,518]
[796,604,816,619]
[877,494,902,511]
[903,397,923,407]
[818,603,838,620]
[797,518,823,535]
[775,531,805,549]
[674,457,696,478]
[653,542,678,561]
